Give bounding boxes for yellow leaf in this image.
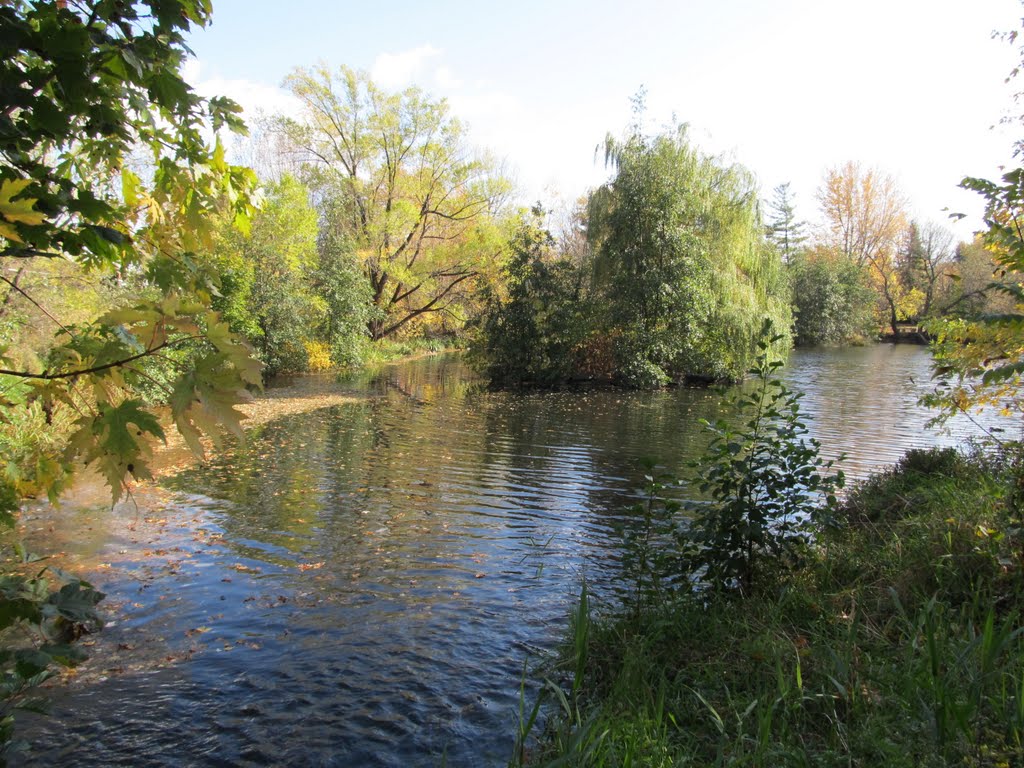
[0,178,45,226]
[122,169,141,207]
[0,221,24,243]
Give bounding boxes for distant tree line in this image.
[5,56,1015,408]
[767,164,1017,348]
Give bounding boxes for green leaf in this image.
[95,400,165,457]
[66,400,166,501]
[45,582,104,627]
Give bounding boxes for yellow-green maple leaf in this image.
[0,179,46,228]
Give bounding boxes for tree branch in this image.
[0,335,203,381]
[0,273,76,337]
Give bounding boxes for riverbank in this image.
[518,446,1024,767]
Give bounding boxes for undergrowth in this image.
[514,445,1024,767]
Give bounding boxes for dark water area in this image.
[12,347,1017,766]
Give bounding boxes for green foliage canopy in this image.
[789,249,876,346]
[473,209,592,386]
[589,125,791,385]
[0,0,260,501]
[211,175,325,375]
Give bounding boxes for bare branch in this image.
[0,273,76,337]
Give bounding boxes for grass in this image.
[515,446,1024,767]
[360,335,459,366]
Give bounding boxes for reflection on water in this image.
[14,347,1016,766]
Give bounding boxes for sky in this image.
[184,0,1024,240]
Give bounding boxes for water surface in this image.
[13,346,1015,766]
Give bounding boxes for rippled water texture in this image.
[13,347,1017,766]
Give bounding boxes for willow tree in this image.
[588,125,790,386]
[278,65,510,340]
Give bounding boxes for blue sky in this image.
[185,0,1022,239]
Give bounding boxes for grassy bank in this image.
[359,336,459,367]
[517,446,1024,767]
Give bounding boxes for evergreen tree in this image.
[765,183,807,261]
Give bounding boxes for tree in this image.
[764,182,807,261]
[588,124,790,385]
[0,0,259,749]
[921,11,1024,516]
[925,169,1024,424]
[314,189,375,369]
[0,0,259,501]
[872,237,925,336]
[920,3,1024,423]
[473,208,593,386]
[816,162,912,334]
[817,162,908,268]
[212,176,326,376]
[789,247,876,346]
[939,236,1019,317]
[903,221,957,320]
[277,65,511,340]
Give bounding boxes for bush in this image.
[683,320,844,593]
[830,444,1019,610]
[840,446,990,526]
[0,562,104,762]
[304,340,333,372]
[473,214,593,386]
[789,251,876,345]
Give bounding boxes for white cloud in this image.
[434,66,463,91]
[181,57,300,122]
[371,45,442,89]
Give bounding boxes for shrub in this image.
[473,214,593,386]
[789,250,876,345]
[683,320,844,593]
[304,340,333,372]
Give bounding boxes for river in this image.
[11,345,1017,767]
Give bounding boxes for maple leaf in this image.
[66,400,166,503]
[169,350,254,458]
[0,179,46,243]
